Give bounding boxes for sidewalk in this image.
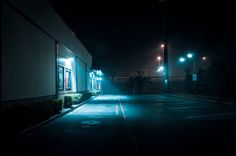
[167,93,236,105]
[14,96,97,137]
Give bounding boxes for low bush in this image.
[52,99,63,113]
[1,98,63,135]
[78,91,92,102]
[64,96,73,108]
[72,93,83,104]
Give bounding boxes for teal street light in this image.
[179,57,185,63]
[179,52,197,94]
[187,53,193,58]
[187,52,196,73]
[157,66,164,72]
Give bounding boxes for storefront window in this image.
[58,66,64,91]
[65,69,72,90]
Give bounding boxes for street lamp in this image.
[160,0,169,93]
[179,57,185,63]
[179,52,198,94]
[157,66,164,72]
[161,44,165,48]
[202,56,207,61]
[187,53,193,58]
[186,52,196,73]
[157,56,162,66]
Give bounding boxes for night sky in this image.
[49,0,235,77]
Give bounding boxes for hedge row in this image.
[1,90,100,135]
[1,99,63,135]
[63,90,100,108]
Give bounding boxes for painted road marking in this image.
[115,104,119,115]
[184,112,236,119]
[169,106,211,110]
[153,103,165,106]
[81,120,101,125]
[171,95,235,106]
[203,99,235,105]
[117,96,138,153]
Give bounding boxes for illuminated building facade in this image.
[1,0,92,105]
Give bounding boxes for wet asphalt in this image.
[6,94,236,156]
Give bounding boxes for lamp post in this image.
[161,0,169,93]
[157,56,162,66]
[179,52,200,94]
[186,52,197,94]
[187,52,196,73]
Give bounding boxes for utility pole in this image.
[161,0,169,93]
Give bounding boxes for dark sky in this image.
[49,0,235,77]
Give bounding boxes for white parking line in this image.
[117,96,138,153]
[170,95,235,106]
[184,112,236,119]
[170,106,210,110]
[115,104,119,115]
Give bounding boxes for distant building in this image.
[1,0,92,106]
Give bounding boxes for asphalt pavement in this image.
[5,94,236,155]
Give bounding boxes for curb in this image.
[166,94,236,106]
[15,95,98,137]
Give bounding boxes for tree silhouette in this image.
[128,71,151,94]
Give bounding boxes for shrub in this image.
[2,98,65,135]
[62,91,93,107]
[64,96,73,108]
[53,99,63,113]
[72,93,82,104]
[30,101,53,121]
[80,91,92,101]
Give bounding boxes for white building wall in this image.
[1,3,55,101]
[86,66,91,90]
[1,0,92,102]
[7,0,92,66]
[77,59,86,91]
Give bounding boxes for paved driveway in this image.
[7,94,236,155]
